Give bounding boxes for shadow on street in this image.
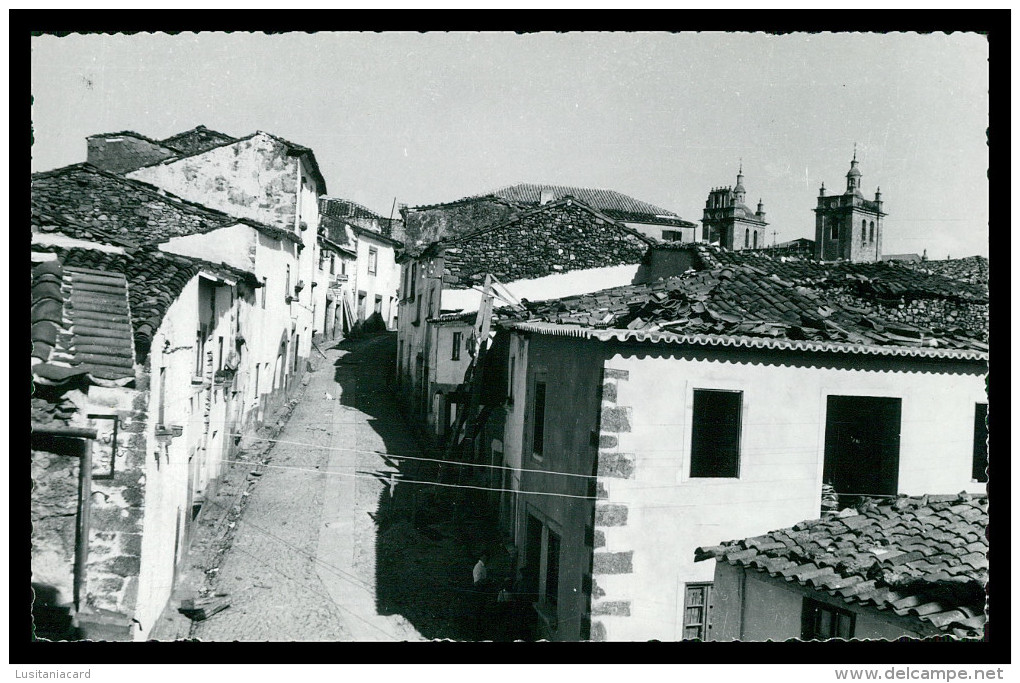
[328,332,518,641]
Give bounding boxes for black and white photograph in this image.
[25,23,996,667]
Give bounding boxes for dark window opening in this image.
[508,355,515,402]
[869,221,875,242]
[545,530,560,607]
[690,389,742,478]
[802,598,855,640]
[532,381,547,457]
[683,583,712,640]
[744,228,750,248]
[452,331,462,361]
[823,395,901,509]
[830,220,838,240]
[973,403,988,483]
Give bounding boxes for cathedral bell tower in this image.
[813,148,886,262]
[702,164,769,251]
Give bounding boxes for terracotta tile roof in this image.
[900,257,989,287]
[86,130,173,148]
[409,184,695,228]
[32,163,298,245]
[32,259,136,386]
[32,204,138,249]
[47,247,257,362]
[501,252,988,356]
[695,494,988,638]
[482,183,692,226]
[158,125,237,156]
[681,244,988,303]
[31,393,81,429]
[320,196,387,221]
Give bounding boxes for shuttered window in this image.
[682,583,712,640]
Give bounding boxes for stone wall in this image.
[442,201,651,287]
[589,366,635,641]
[399,198,518,254]
[31,435,86,630]
[79,381,150,639]
[128,133,300,232]
[87,135,178,175]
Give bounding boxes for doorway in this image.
[823,396,901,508]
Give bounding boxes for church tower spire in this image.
[734,160,746,204]
[815,146,886,263]
[846,145,862,194]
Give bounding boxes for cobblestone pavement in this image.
[151,333,507,641]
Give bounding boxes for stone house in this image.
[314,210,358,342]
[484,247,987,641]
[695,494,987,640]
[394,197,657,442]
[320,197,404,331]
[31,244,259,641]
[86,126,327,379]
[396,183,695,255]
[32,163,310,426]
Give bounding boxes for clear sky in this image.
[31,31,989,258]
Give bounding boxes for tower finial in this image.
[739,158,743,175]
[853,142,857,161]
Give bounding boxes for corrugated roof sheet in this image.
[695,494,988,638]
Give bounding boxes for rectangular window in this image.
[532,380,547,457]
[690,389,742,478]
[374,295,383,315]
[508,355,515,403]
[261,277,267,309]
[341,258,347,276]
[158,366,167,427]
[682,583,713,640]
[545,530,560,607]
[217,336,224,371]
[411,263,417,300]
[195,325,208,376]
[293,334,300,372]
[802,598,855,640]
[452,331,462,361]
[368,247,378,275]
[830,220,838,240]
[973,403,988,482]
[330,255,336,276]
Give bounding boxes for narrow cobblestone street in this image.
[151,333,510,641]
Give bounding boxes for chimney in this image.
[539,188,555,205]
